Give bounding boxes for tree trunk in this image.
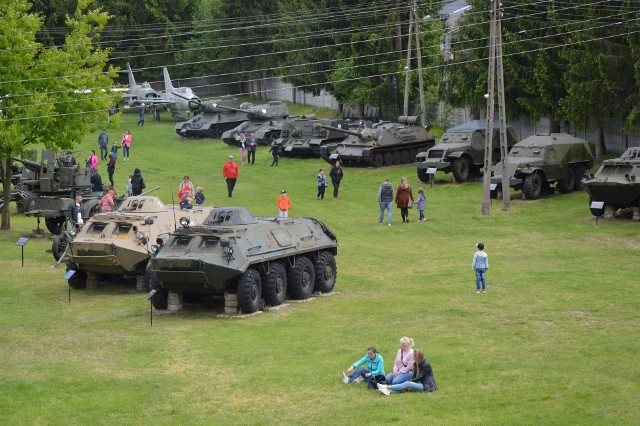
[1,158,12,230]
[595,126,607,158]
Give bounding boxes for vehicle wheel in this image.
[417,168,429,183]
[314,251,337,293]
[210,127,220,138]
[262,262,286,306]
[557,169,576,193]
[66,261,87,289]
[287,256,315,300]
[24,194,39,213]
[237,269,262,314]
[452,157,470,182]
[45,216,66,235]
[523,173,543,200]
[392,151,402,165]
[52,234,69,261]
[372,153,384,167]
[145,268,167,309]
[589,198,605,217]
[268,132,281,145]
[573,166,586,191]
[401,150,411,164]
[383,152,394,166]
[409,148,418,162]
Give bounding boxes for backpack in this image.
[367,375,387,390]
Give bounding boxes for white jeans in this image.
[279,210,288,218]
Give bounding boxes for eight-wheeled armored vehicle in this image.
[175,96,249,138]
[278,117,350,157]
[415,120,519,183]
[146,207,338,314]
[582,147,640,218]
[319,116,435,167]
[220,101,289,146]
[62,196,214,290]
[491,133,594,200]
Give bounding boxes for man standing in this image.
[377,178,394,226]
[137,104,145,126]
[67,195,84,227]
[98,129,109,160]
[247,132,257,165]
[222,154,239,198]
[329,161,344,200]
[269,142,279,166]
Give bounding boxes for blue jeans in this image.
[389,381,425,393]
[475,268,486,290]
[419,209,425,220]
[385,371,412,385]
[379,201,392,224]
[348,368,374,383]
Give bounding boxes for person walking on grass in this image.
[378,178,394,226]
[395,177,414,222]
[416,187,427,222]
[248,132,257,165]
[106,153,116,188]
[329,161,343,200]
[222,154,239,198]
[98,129,109,160]
[121,130,132,161]
[341,346,385,385]
[317,168,328,200]
[137,104,145,126]
[472,242,489,293]
[269,142,280,166]
[276,189,291,218]
[377,349,437,395]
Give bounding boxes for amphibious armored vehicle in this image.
[582,147,640,218]
[415,119,518,182]
[491,133,594,200]
[146,207,338,314]
[219,101,289,146]
[278,117,350,157]
[62,196,214,290]
[175,95,249,138]
[319,116,435,167]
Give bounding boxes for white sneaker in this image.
[376,383,386,390]
[341,372,349,384]
[378,387,390,396]
[482,289,486,293]
[353,377,364,383]
[476,290,480,294]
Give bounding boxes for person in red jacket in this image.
[276,189,291,218]
[222,154,239,198]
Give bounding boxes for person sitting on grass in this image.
[341,346,385,385]
[377,349,437,395]
[385,336,415,385]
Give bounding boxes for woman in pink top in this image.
[121,130,132,161]
[98,190,115,212]
[86,150,99,174]
[385,336,415,385]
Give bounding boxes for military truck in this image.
[62,196,214,290]
[319,116,435,167]
[219,101,289,146]
[491,133,594,200]
[415,120,518,183]
[146,207,338,314]
[582,147,640,218]
[278,117,350,157]
[175,95,249,138]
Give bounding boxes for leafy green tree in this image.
[0,0,119,230]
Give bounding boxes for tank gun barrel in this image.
[314,123,363,138]
[139,185,160,196]
[12,157,48,173]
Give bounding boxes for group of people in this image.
[341,337,437,396]
[88,129,134,194]
[177,175,205,209]
[377,177,427,225]
[237,132,257,165]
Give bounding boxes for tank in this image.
[415,119,519,183]
[318,116,435,167]
[491,133,594,200]
[146,207,338,314]
[582,147,640,218]
[13,149,101,234]
[61,196,214,290]
[277,117,351,157]
[219,101,289,146]
[175,95,250,138]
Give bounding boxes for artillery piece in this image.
[175,95,250,138]
[278,117,350,157]
[318,116,435,167]
[219,101,290,146]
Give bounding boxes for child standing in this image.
[416,188,427,221]
[195,187,205,206]
[277,189,291,218]
[317,168,328,200]
[126,173,133,197]
[471,243,489,293]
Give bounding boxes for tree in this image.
[0,0,119,230]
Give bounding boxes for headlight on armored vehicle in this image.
[179,217,191,228]
[150,245,159,254]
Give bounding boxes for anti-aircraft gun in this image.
[175,95,250,138]
[318,116,435,167]
[219,101,290,146]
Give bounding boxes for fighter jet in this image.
[121,62,160,105]
[136,67,200,120]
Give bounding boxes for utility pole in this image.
[412,0,427,127]
[403,4,413,116]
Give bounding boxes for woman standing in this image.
[385,336,415,385]
[106,153,116,188]
[238,132,247,165]
[121,130,132,161]
[377,349,437,395]
[395,177,414,222]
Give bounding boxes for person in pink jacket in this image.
[385,336,415,385]
[98,189,115,212]
[86,150,98,174]
[121,130,132,161]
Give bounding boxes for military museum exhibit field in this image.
[0,116,638,424]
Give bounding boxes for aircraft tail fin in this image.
[163,68,174,91]
[126,62,136,86]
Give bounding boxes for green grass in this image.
[0,114,638,425]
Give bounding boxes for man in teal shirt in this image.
[341,346,385,384]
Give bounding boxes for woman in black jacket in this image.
[377,350,437,395]
[130,168,146,196]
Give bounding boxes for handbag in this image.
[407,199,414,208]
[368,375,387,389]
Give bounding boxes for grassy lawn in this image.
[0,114,638,425]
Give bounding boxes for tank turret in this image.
[277,117,349,157]
[220,101,290,146]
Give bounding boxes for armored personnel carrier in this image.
[175,95,250,138]
[219,101,289,146]
[491,133,594,200]
[278,117,350,157]
[582,147,640,218]
[415,119,518,182]
[13,149,100,234]
[62,196,214,290]
[318,116,435,167]
[146,207,338,314]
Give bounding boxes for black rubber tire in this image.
[383,152,394,166]
[314,252,337,293]
[372,153,384,167]
[237,269,262,314]
[392,151,402,165]
[24,194,39,213]
[573,166,586,191]
[417,168,429,183]
[452,157,470,182]
[523,173,543,200]
[557,169,576,194]
[66,260,87,289]
[52,234,68,261]
[262,262,287,307]
[401,150,411,164]
[45,216,66,235]
[287,256,315,300]
[145,268,167,309]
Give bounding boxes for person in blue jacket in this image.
[341,346,385,384]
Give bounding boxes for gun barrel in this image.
[316,124,363,138]
[12,157,48,173]
[139,185,160,196]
